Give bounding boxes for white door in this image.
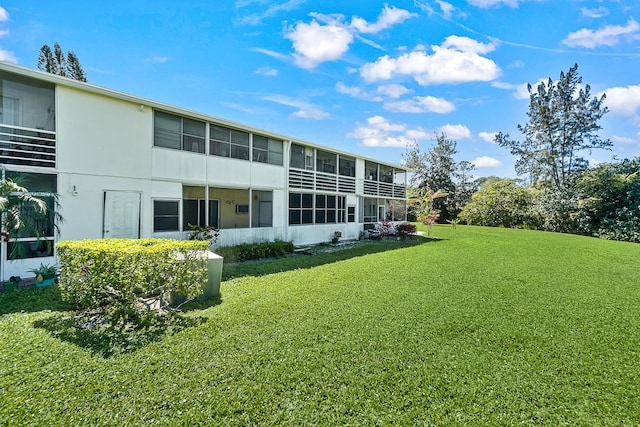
[103,191,141,238]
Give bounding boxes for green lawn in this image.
[1,225,639,425]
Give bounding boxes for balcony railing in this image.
[0,125,56,168]
[289,168,357,194]
[363,179,406,199]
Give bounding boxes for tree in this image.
[495,64,611,190]
[403,133,470,222]
[37,42,87,82]
[411,189,448,237]
[66,51,87,82]
[576,157,640,242]
[458,178,540,229]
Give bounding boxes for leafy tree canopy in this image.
[496,64,610,191]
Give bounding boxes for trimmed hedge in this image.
[215,240,294,262]
[56,239,209,312]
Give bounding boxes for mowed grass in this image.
[1,225,640,426]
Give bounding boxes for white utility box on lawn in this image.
[170,251,223,306]
[202,251,223,298]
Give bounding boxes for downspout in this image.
[0,166,5,282]
[284,140,291,244]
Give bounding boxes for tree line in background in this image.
[410,64,640,244]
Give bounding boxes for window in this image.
[210,124,249,160]
[365,161,378,181]
[316,150,336,174]
[289,192,313,225]
[0,71,55,131]
[154,111,205,153]
[183,186,206,229]
[153,200,179,232]
[4,172,57,260]
[290,144,314,170]
[339,156,355,177]
[394,170,406,186]
[253,135,283,165]
[0,72,56,168]
[347,206,356,223]
[379,164,393,183]
[289,192,346,225]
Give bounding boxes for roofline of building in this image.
[0,61,410,172]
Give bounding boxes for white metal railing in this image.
[0,125,56,168]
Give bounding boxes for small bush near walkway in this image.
[215,240,294,262]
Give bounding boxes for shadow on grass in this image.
[33,310,208,359]
[222,236,440,281]
[180,292,223,312]
[0,285,75,316]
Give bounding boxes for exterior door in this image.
[103,191,141,238]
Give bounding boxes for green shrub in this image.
[215,240,294,262]
[56,239,209,313]
[395,222,417,237]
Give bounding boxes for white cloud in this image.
[284,5,416,69]
[255,66,278,76]
[360,35,501,85]
[438,123,472,139]
[0,48,17,63]
[562,18,640,49]
[251,47,290,61]
[472,156,502,168]
[237,0,304,25]
[466,0,519,7]
[478,131,497,143]
[602,85,640,116]
[367,115,406,131]
[0,8,13,62]
[262,94,330,120]
[611,135,636,144]
[377,83,412,99]
[347,115,431,148]
[437,1,456,19]
[384,96,455,114]
[350,5,416,34]
[335,82,383,101]
[145,56,169,63]
[581,7,609,19]
[512,78,548,100]
[285,19,353,69]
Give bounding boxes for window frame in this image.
[153,199,180,232]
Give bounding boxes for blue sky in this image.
[2,0,640,177]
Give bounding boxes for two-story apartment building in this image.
[0,61,408,280]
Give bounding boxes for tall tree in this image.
[37,42,87,82]
[495,64,610,190]
[403,133,473,222]
[66,51,87,82]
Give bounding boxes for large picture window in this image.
[289,192,346,225]
[154,111,206,153]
